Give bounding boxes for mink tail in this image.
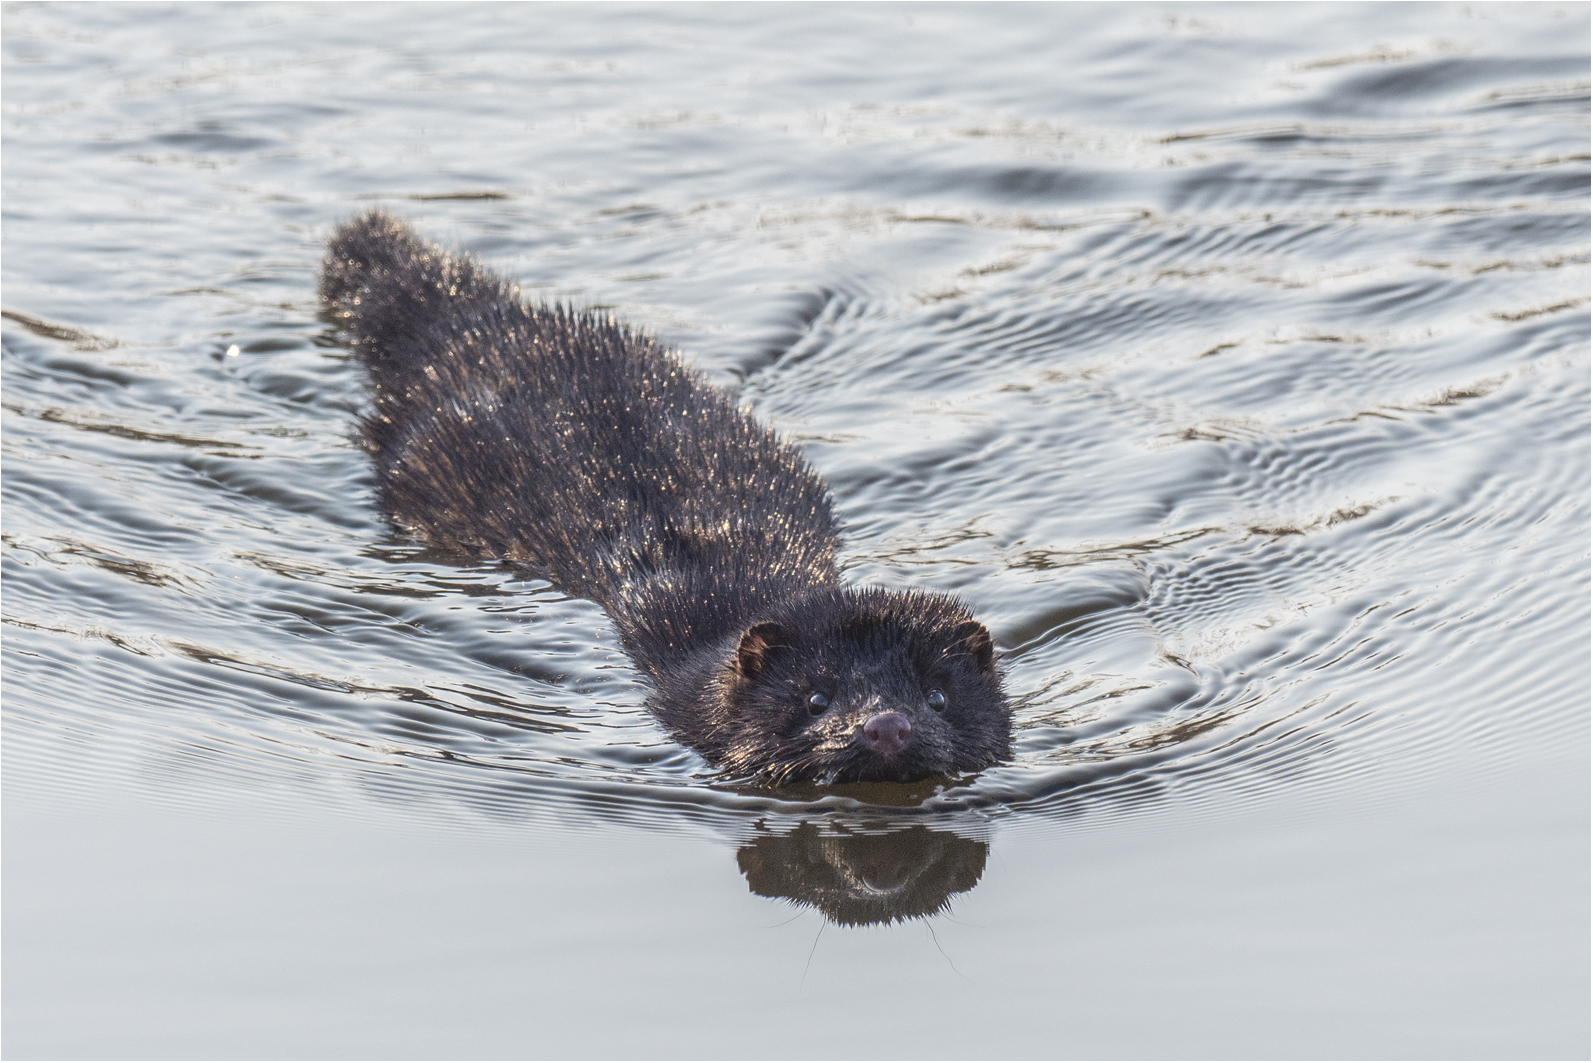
[319,209,430,312]
[320,210,512,393]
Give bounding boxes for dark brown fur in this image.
[321,211,1011,783]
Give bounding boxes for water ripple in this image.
[3,2,1586,847]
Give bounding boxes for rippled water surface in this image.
[4,2,1589,1057]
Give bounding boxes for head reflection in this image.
[736,821,987,926]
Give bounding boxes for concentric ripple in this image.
[3,3,1587,849]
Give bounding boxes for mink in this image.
[320,210,1011,784]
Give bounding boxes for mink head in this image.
[700,587,1011,785]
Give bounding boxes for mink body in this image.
[321,211,1011,783]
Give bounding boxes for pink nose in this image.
[862,712,912,756]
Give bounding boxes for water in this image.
[4,2,1588,1057]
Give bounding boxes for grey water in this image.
[3,2,1588,1058]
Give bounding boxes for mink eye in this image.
[926,689,947,712]
[807,692,830,716]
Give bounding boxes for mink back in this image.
[321,210,843,677]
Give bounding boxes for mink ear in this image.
[949,621,996,676]
[733,621,789,680]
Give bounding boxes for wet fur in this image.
[321,210,1011,783]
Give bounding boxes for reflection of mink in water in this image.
[737,822,988,925]
[321,211,1011,783]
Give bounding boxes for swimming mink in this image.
[320,211,1011,784]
